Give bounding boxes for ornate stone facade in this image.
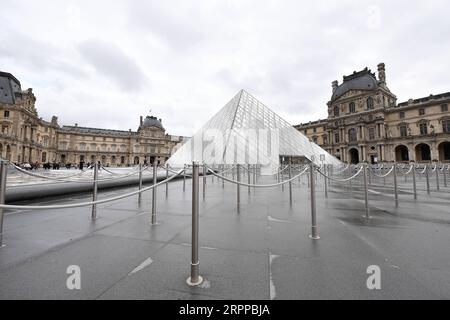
[295,63,450,163]
[0,71,186,166]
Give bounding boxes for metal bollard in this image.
[166,164,169,197]
[363,163,370,218]
[186,161,203,286]
[0,160,7,247]
[425,165,430,195]
[412,164,417,200]
[277,166,280,186]
[348,166,352,192]
[248,164,251,195]
[91,163,98,220]
[202,164,206,200]
[138,163,143,204]
[183,164,186,192]
[281,165,284,191]
[288,163,292,206]
[328,165,332,187]
[253,164,256,185]
[307,170,310,189]
[444,165,448,188]
[435,164,440,191]
[151,159,158,225]
[393,163,398,206]
[222,165,225,189]
[309,162,319,240]
[368,165,372,185]
[236,164,240,213]
[324,164,328,199]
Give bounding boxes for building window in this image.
[312,137,318,144]
[419,123,428,135]
[399,111,405,119]
[323,135,328,145]
[333,106,339,117]
[400,125,407,137]
[313,127,316,133]
[334,133,340,143]
[442,104,448,112]
[419,108,425,116]
[443,119,450,133]
[349,102,356,113]
[367,97,374,110]
[348,128,357,142]
[368,127,375,140]
[4,111,10,118]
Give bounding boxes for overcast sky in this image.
[1,0,449,136]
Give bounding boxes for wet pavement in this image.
[0,168,449,299]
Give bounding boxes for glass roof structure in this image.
[167,90,342,171]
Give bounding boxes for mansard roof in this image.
[60,125,135,137]
[331,68,378,101]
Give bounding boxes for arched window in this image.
[348,128,357,142]
[333,106,340,117]
[349,102,356,113]
[367,97,374,110]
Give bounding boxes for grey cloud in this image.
[127,1,206,52]
[0,32,86,80]
[78,39,148,92]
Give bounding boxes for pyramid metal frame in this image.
[167,90,342,168]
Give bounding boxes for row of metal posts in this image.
[1,158,448,285]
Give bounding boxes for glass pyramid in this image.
[167,90,342,172]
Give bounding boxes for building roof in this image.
[60,125,135,136]
[141,116,164,129]
[0,71,21,86]
[397,92,450,107]
[331,68,378,101]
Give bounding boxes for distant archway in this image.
[395,145,409,162]
[415,143,431,162]
[438,141,450,161]
[133,156,140,165]
[348,148,359,164]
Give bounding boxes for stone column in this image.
[431,142,438,161]
[408,143,414,162]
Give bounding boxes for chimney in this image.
[140,116,143,126]
[377,62,386,84]
[159,118,162,123]
[332,80,338,93]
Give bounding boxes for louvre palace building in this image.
[295,63,450,164]
[0,71,186,166]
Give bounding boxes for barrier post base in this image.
[186,275,203,287]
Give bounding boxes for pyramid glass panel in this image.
[167,90,342,171]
